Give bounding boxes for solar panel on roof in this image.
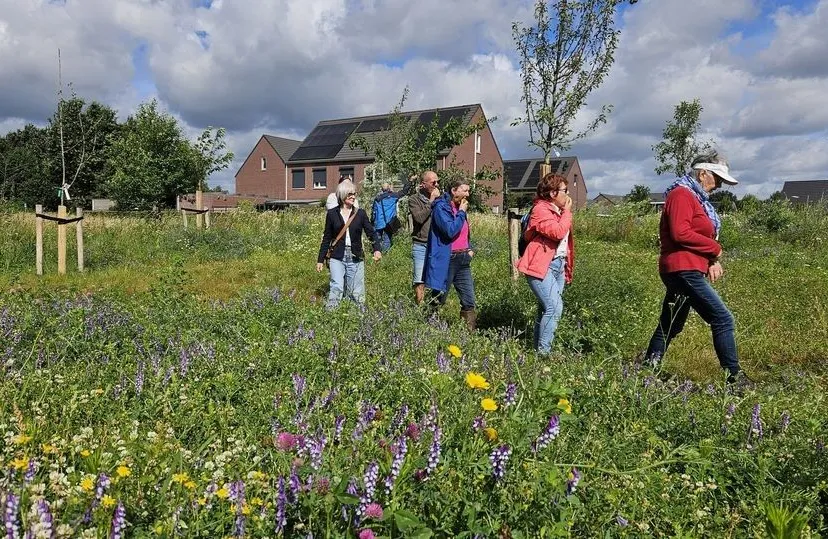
[417,108,469,129]
[356,118,391,133]
[289,145,342,161]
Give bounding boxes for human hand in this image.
[430,187,441,201]
[468,250,475,258]
[316,262,324,272]
[564,196,573,211]
[708,262,723,282]
[459,199,469,212]
[373,251,382,262]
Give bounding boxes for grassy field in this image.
[1,204,826,536]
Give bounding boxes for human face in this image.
[451,183,470,202]
[343,191,356,208]
[422,174,439,192]
[699,170,721,193]
[551,182,569,208]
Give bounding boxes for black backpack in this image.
[517,207,534,257]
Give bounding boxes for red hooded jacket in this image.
[515,199,575,283]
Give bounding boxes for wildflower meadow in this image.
[1,204,827,537]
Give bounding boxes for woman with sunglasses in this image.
[317,180,382,310]
[516,172,576,355]
[642,151,751,387]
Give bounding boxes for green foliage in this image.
[437,162,500,213]
[710,190,737,213]
[193,127,234,191]
[652,99,714,176]
[763,502,809,539]
[105,100,201,210]
[626,184,651,203]
[0,124,51,207]
[512,0,625,161]
[737,193,762,213]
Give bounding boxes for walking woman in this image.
[316,180,382,309]
[643,151,750,385]
[516,173,575,355]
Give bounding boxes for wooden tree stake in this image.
[195,190,204,229]
[57,205,67,275]
[76,207,84,272]
[509,207,520,281]
[35,205,44,276]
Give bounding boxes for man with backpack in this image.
[371,175,412,252]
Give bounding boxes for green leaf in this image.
[394,509,423,531]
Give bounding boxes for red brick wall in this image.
[234,137,287,198]
[567,159,588,210]
[285,163,370,201]
[446,109,504,212]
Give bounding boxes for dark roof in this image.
[286,104,480,164]
[781,180,828,203]
[649,192,666,203]
[264,136,303,161]
[591,193,624,204]
[504,157,578,191]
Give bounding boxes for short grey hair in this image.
[335,180,357,206]
[691,151,728,180]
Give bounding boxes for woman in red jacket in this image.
[643,152,750,385]
[516,173,575,354]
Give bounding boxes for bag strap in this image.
[330,210,357,251]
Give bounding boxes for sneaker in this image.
[726,370,755,393]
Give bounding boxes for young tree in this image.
[0,125,51,206]
[709,190,737,213]
[652,99,714,177]
[512,0,631,163]
[193,127,234,191]
[626,184,651,203]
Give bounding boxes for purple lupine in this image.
[352,403,377,441]
[24,459,37,485]
[321,389,338,409]
[435,351,449,373]
[134,360,145,395]
[471,416,486,432]
[289,467,301,504]
[779,411,791,433]
[275,476,287,534]
[503,383,517,408]
[342,478,358,522]
[310,434,327,471]
[532,415,560,453]
[30,499,54,539]
[4,492,20,539]
[84,474,111,523]
[722,403,736,435]
[109,501,126,539]
[489,445,512,481]
[616,514,629,527]
[334,416,346,444]
[230,481,246,537]
[422,402,438,434]
[292,374,306,399]
[747,404,763,448]
[565,468,581,496]
[389,404,409,436]
[424,426,442,478]
[178,347,190,377]
[357,462,380,518]
[384,437,408,496]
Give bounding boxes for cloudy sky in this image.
[1,0,826,197]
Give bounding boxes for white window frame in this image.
[261,157,267,170]
[475,132,482,154]
[312,168,327,190]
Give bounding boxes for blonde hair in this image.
[335,180,357,206]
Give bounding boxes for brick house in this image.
[781,180,828,204]
[503,157,588,209]
[234,104,504,212]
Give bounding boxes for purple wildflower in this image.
[616,514,629,527]
[389,404,409,436]
[24,459,37,485]
[364,503,383,520]
[425,426,442,478]
[275,476,287,533]
[422,402,438,433]
[352,402,377,441]
[310,434,326,471]
[471,416,486,432]
[489,445,512,481]
[358,529,375,539]
[384,437,408,496]
[565,468,581,496]
[532,415,560,453]
[358,462,380,518]
[289,467,301,504]
[435,351,449,373]
[110,501,126,539]
[134,360,145,395]
[747,403,763,448]
[722,403,736,435]
[231,481,246,537]
[779,411,791,433]
[503,383,517,408]
[292,374,306,399]
[4,492,20,539]
[30,498,54,539]
[334,415,346,443]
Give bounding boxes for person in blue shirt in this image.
[371,175,412,252]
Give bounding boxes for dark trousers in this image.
[432,251,476,311]
[646,271,739,374]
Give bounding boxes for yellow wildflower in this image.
[557,398,572,415]
[447,345,462,358]
[41,444,56,454]
[12,434,32,445]
[215,487,230,499]
[116,465,131,478]
[241,504,251,516]
[465,372,490,390]
[12,457,29,471]
[483,427,498,441]
[198,497,207,506]
[250,497,264,507]
[80,477,95,492]
[184,480,196,490]
[154,524,164,535]
[80,450,91,457]
[102,495,116,508]
[481,398,498,412]
[172,472,190,484]
[249,471,266,481]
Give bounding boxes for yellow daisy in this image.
[465,372,490,390]
[483,427,498,441]
[481,398,498,412]
[447,345,462,358]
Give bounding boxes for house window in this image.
[475,132,481,154]
[261,157,267,170]
[291,169,305,189]
[313,168,327,189]
[338,166,355,182]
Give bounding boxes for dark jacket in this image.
[409,188,434,243]
[317,207,381,263]
[423,193,470,292]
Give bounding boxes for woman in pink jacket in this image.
[516,173,575,354]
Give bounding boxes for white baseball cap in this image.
[692,162,739,185]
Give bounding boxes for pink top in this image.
[450,204,470,251]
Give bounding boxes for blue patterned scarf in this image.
[665,175,721,238]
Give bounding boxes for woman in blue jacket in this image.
[423,178,476,330]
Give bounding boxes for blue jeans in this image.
[646,271,739,374]
[326,247,365,309]
[433,251,476,311]
[412,241,427,285]
[378,229,393,252]
[526,257,566,354]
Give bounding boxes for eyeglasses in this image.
[346,193,356,197]
[554,189,569,195]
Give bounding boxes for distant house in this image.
[648,192,666,211]
[503,157,587,209]
[588,193,624,207]
[781,180,828,204]
[234,104,504,212]
[235,135,305,202]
